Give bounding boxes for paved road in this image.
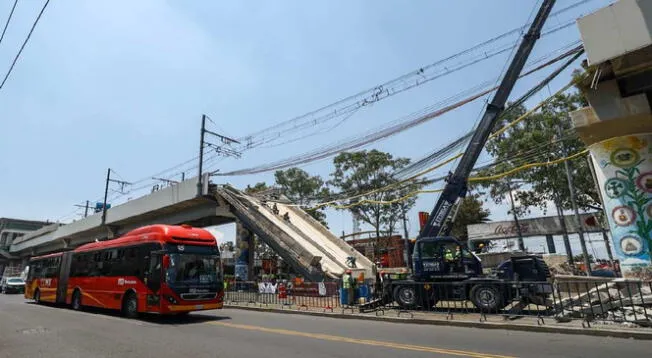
[0,293,649,358]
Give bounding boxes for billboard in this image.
[467,213,606,241]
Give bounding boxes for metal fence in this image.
[223,279,652,326]
[225,281,341,311]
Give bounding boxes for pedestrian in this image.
[342,269,355,306]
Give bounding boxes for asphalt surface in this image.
[0,293,649,358]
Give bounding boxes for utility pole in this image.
[102,168,131,226]
[197,115,207,197]
[197,114,241,197]
[102,168,110,225]
[507,180,525,251]
[74,200,90,218]
[401,207,412,270]
[558,125,591,276]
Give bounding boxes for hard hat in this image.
[345,269,352,273]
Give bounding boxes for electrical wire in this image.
[231,0,596,150]
[216,45,582,176]
[302,148,589,211]
[0,0,50,91]
[276,59,587,210]
[81,45,584,220]
[0,0,18,46]
[86,10,591,196]
[55,0,598,219]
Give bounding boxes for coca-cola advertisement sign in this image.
[493,223,530,236]
[468,213,606,240]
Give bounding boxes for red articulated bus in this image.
[24,224,223,317]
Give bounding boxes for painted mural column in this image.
[570,0,652,279]
[235,220,254,281]
[587,135,652,278]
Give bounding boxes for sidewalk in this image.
[224,301,652,340]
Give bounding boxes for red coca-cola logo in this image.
[494,223,529,236]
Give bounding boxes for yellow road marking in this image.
[208,321,516,358]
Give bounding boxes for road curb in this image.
[224,304,652,340]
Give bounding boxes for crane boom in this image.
[419,0,556,239]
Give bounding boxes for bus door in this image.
[145,252,162,295]
[56,252,73,304]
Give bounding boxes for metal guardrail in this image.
[224,279,652,327]
[225,281,341,312]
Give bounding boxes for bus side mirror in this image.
[162,255,170,269]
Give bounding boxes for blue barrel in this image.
[357,284,370,300]
[339,288,349,305]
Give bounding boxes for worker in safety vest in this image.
[342,269,354,305]
[444,248,454,262]
[444,248,455,273]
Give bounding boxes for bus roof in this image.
[75,224,216,252]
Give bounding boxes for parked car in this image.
[1,276,25,294]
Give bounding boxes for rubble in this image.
[553,279,652,328]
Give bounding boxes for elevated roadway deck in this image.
[10,176,375,280]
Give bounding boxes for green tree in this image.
[478,92,601,216]
[449,193,491,242]
[330,150,417,257]
[274,168,331,227]
[244,182,269,194]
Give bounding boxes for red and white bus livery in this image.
[25,224,223,317]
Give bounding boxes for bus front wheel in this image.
[122,291,139,319]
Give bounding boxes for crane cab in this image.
[411,237,482,281]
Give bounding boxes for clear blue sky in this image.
[0,0,612,249]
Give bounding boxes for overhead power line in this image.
[0,0,50,91]
[0,0,18,46]
[95,2,595,195]
[224,0,597,153]
[57,0,599,218]
[274,52,586,208]
[215,45,582,176]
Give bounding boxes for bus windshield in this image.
[164,243,221,285]
[166,253,220,284]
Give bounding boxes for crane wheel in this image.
[469,284,506,312]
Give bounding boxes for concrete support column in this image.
[587,134,652,278]
[235,220,254,281]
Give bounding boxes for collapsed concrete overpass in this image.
[10,175,374,281]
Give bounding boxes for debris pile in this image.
[554,280,652,327]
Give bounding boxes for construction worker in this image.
[453,246,464,273]
[444,248,454,262]
[444,247,455,273]
[342,269,354,305]
[454,246,462,259]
